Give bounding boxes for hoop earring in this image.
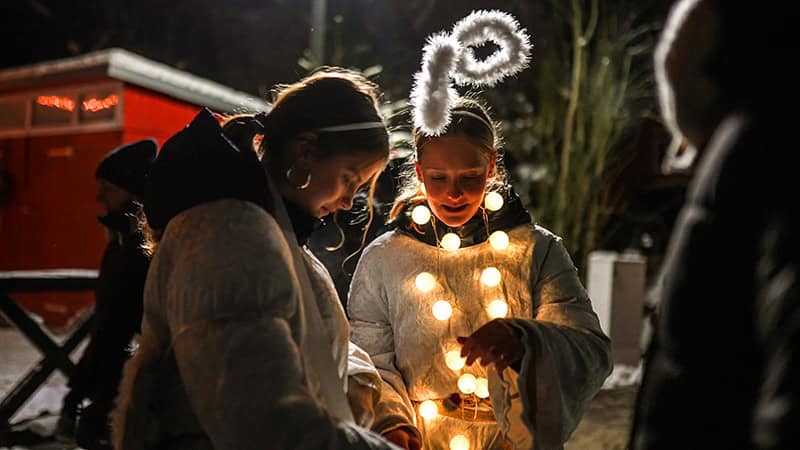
[286,165,311,190]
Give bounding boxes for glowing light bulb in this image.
[418,400,438,420]
[457,373,477,394]
[475,377,490,399]
[415,272,436,292]
[480,267,502,287]
[450,434,470,450]
[445,350,466,371]
[489,230,509,250]
[485,192,504,211]
[441,233,461,251]
[487,299,508,319]
[411,205,431,225]
[432,300,453,321]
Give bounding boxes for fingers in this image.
[464,344,482,366]
[457,336,470,358]
[460,330,490,365]
[459,320,522,370]
[385,428,421,450]
[464,341,504,368]
[493,350,509,372]
[384,430,410,449]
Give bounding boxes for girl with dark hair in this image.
[348,97,612,450]
[112,68,399,450]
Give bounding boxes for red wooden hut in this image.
[0,48,268,327]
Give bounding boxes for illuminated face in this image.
[96,178,133,214]
[416,135,495,227]
[287,150,387,219]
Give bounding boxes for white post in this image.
[310,0,327,64]
[586,250,646,365]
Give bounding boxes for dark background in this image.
[2,0,671,102]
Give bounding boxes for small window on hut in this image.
[32,94,76,127]
[79,89,120,123]
[0,100,26,130]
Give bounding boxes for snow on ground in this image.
[0,327,74,423]
[603,363,643,390]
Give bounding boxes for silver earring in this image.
[286,165,311,190]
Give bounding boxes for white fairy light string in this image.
[419,400,439,420]
[407,10,531,447]
[412,204,432,225]
[432,300,454,321]
[450,435,470,450]
[441,233,462,251]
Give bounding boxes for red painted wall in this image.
[122,85,200,146]
[0,132,121,328]
[1,84,200,328]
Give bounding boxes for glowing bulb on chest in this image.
[418,400,438,420]
[445,350,466,371]
[485,192,504,211]
[475,377,490,398]
[480,267,502,287]
[487,299,508,319]
[411,205,431,225]
[489,230,509,250]
[432,300,453,320]
[440,233,461,251]
[450,435,470,450]
[415,272,436,292]
[457,373,477,394]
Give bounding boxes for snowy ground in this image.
[0,325,82,450]
[1,326,639,450]
[0,327,73,422]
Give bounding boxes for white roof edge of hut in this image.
[0,48,269,114]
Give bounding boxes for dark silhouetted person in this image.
[630,1,795,449]
[56,139,156,450]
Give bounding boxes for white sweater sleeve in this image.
[119,201,397,450]
[348,240,420,438]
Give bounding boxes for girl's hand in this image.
[458,319,525,372]
[347,377,376,428]
[383,427,422,450]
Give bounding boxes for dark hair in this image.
[224,67,389,169]
[389,96,508,221]
[223,68,390,250]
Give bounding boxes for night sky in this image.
[3,0,671,100]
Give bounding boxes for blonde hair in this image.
[389,97,507,222]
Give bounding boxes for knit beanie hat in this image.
[95,139,158,197]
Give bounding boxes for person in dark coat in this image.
[629,1,795,449]
[56,139,156,450]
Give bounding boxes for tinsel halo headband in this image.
[410,10,533,136]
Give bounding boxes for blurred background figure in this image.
[56,139,156,450]
[629,1,794,449]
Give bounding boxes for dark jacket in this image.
[70,205,149,407]
[630,112,796,449]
